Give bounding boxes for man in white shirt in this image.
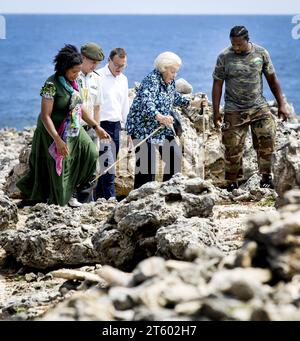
[95,48,129,200]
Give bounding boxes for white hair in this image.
[154,51,182,73]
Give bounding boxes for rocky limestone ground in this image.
[36,189,300,322]
[0,194,274,321]
[0,85,300,321]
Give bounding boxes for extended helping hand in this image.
[95,126,111,140]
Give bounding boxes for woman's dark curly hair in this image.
[53,44,82,76]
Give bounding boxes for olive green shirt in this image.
[213,43,275,112]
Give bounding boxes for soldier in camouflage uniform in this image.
[212,26,289,191]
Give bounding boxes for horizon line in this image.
[1,12,296,16]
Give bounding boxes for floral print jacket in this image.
[125,69,190,144]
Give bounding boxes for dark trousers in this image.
[95,121,121,199]
[133,136,182,189]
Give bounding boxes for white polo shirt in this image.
[77,71,103,119]
[96,64,129,123]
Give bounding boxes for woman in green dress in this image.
[17,44,110,206]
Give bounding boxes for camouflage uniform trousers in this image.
[221,107,277,181]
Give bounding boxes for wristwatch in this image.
[92,124,99,130]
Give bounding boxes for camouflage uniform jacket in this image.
[213,43,275,114]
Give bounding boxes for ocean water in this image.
[0,14,299,130]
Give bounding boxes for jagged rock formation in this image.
[0,176,216,270]
[235,189,300,281]
[0,200,116,268]
[40,190,300,321]
[0,195,18,229]
[92,175,216,270]
[273,133,300,204]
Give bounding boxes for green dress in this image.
[17,74,98,206]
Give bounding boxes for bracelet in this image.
[92,124,99,130]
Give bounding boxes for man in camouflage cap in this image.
[81,42,105,61]
[78,42,105,141]
[212,26,289,191]
[76,42,107,203]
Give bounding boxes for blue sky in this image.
[1,0,300,14]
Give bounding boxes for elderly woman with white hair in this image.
[126,51,205,189]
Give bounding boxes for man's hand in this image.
[264,73,290,122]
[213,112,222,128]
[95,126,111,140]
[278,104,289,122]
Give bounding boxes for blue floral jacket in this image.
[126,69,190,144]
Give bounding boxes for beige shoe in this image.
[68,196,82,208]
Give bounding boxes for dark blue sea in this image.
[0,14,299,130]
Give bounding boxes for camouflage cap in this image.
[81,42,104,61]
